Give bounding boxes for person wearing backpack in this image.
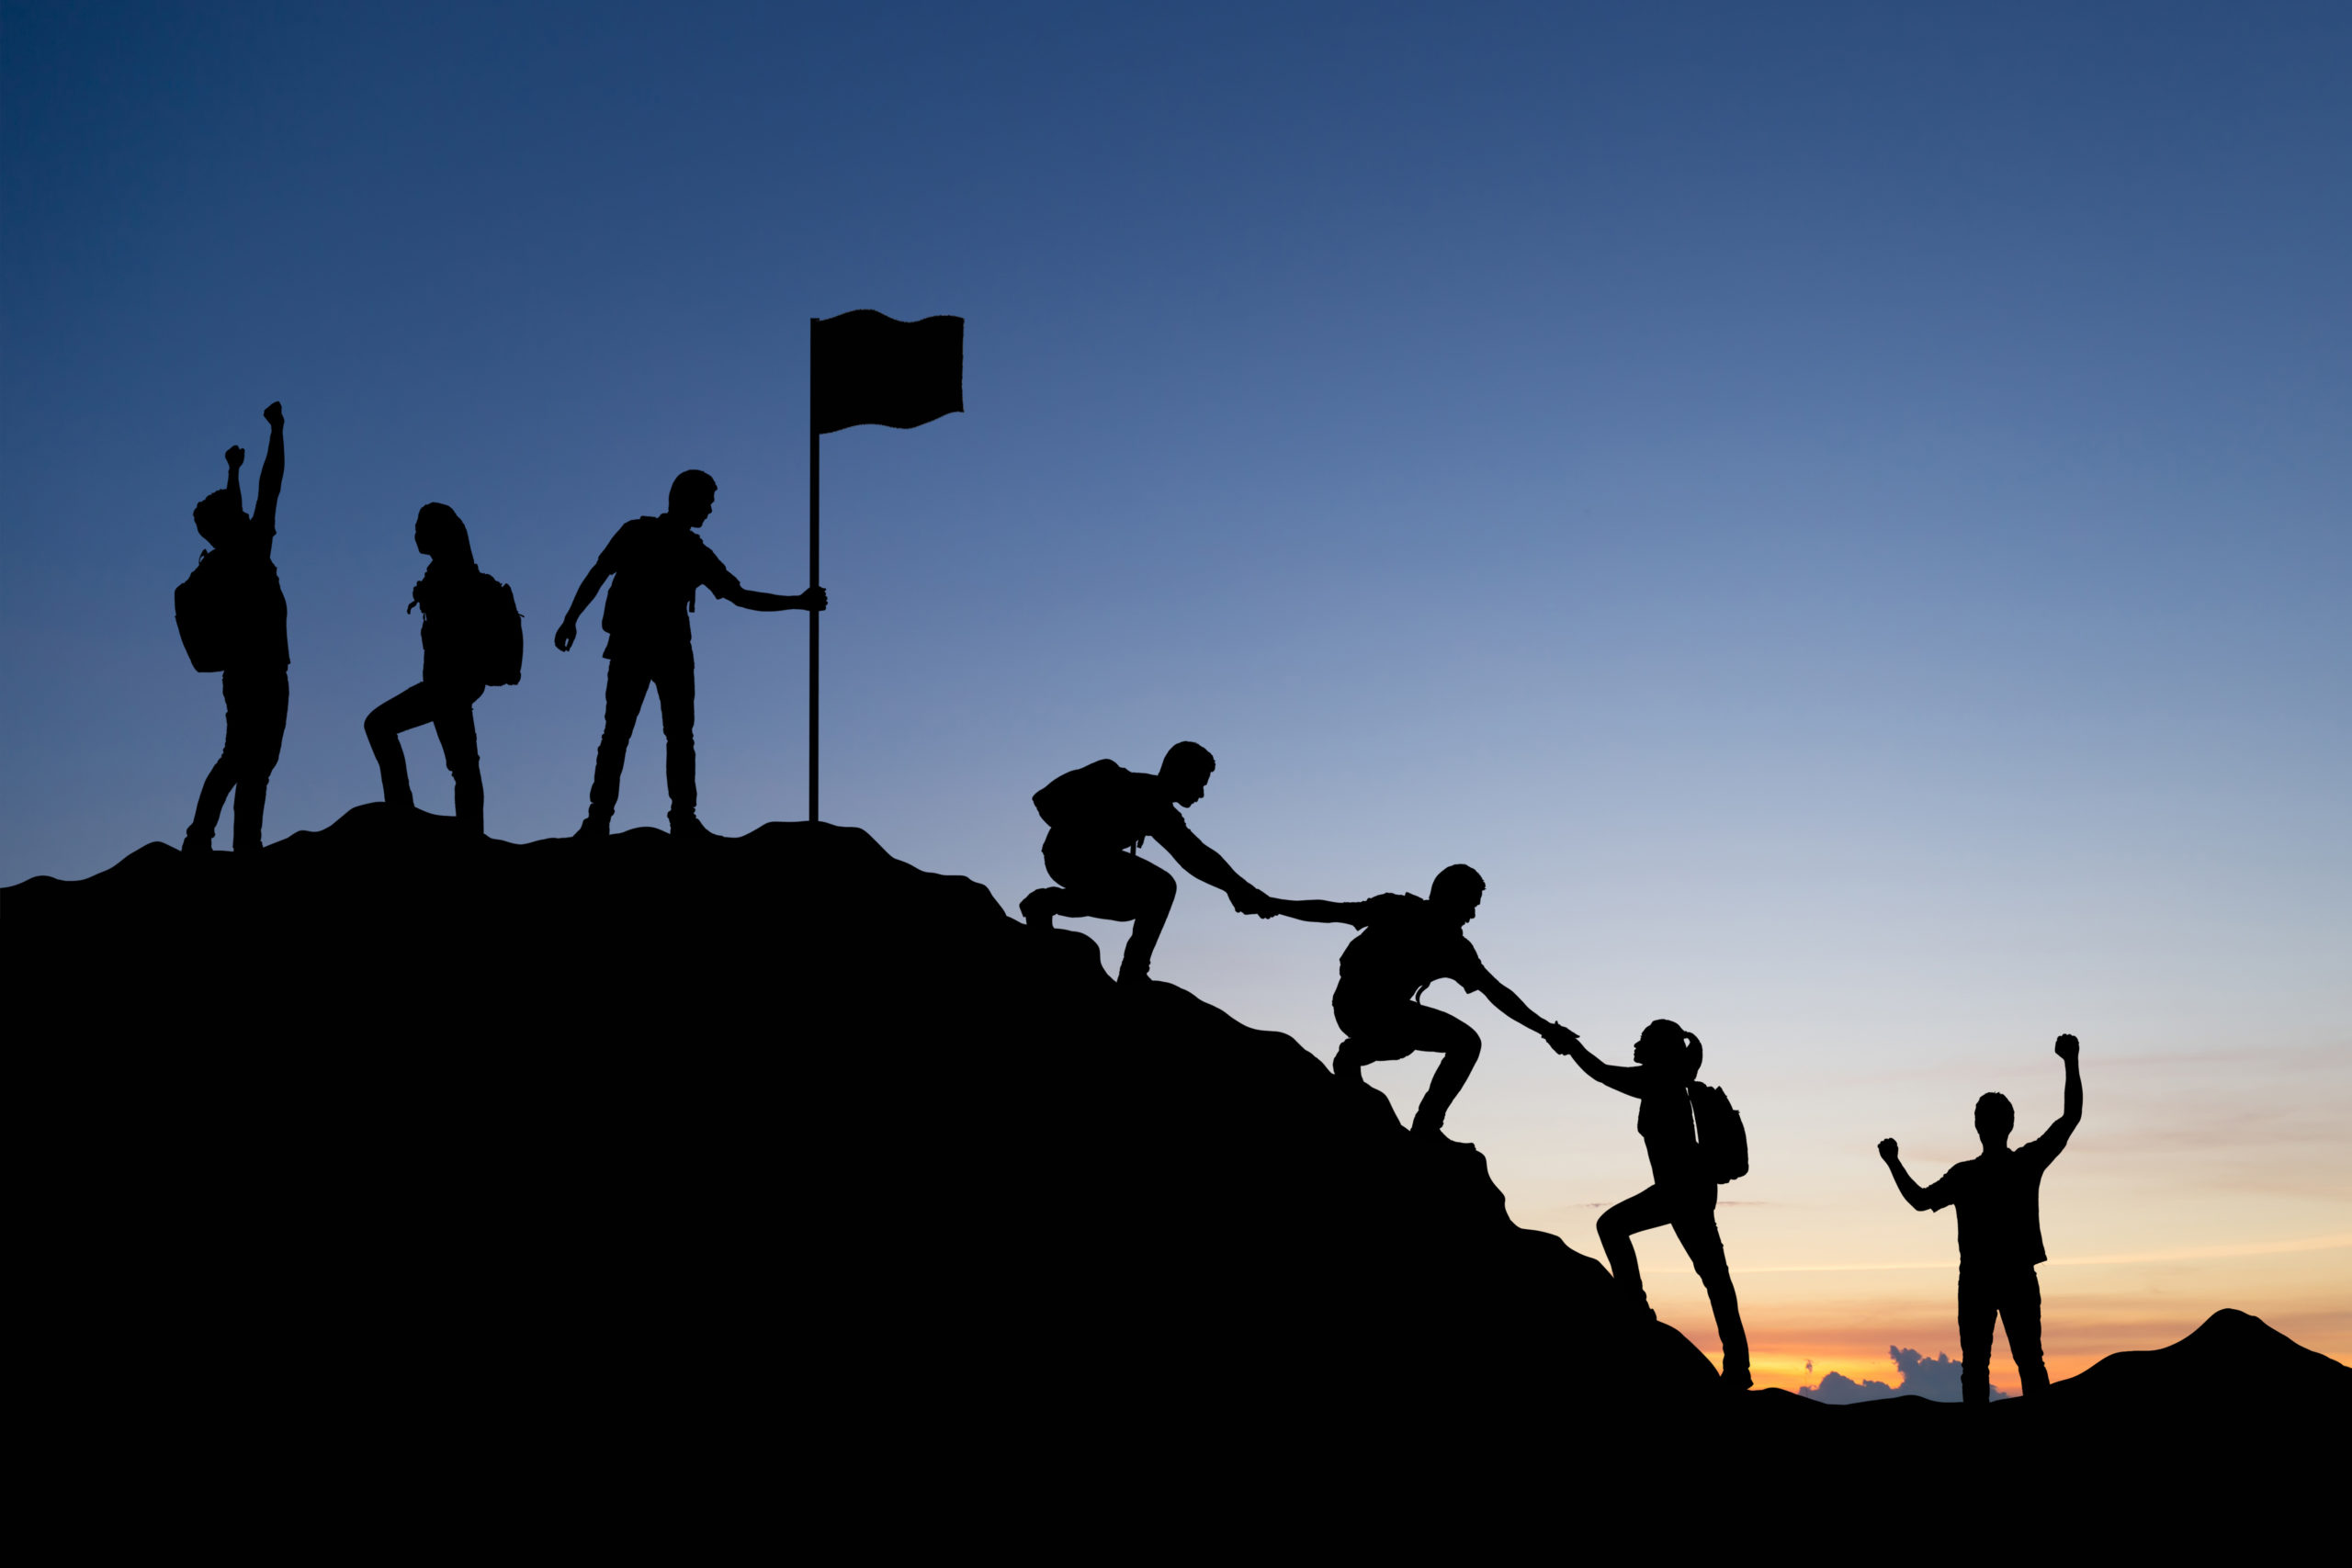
[1266,864,1575,1143]
[180,401,289,854]
[1018,741,1274,986]
[1556,1019,1752,1389]
[554,469,824,838]
[1877,1034,2084,1403]
[363,503,511,836]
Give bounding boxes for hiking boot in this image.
[669,813,718,840]
[1018,889,1056,929]
[182,830,214,853]
[574,814,610,840]
[1723,1364,1754,1392]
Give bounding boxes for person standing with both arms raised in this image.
[1557,1020,1752,1390]
[1879,1033,2084,1403]
[554,469,825,838]
[182,401,289,854]
[364,503,506,836]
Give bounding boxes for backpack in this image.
[1690,1080,1748,1184]
[1033,759,1139,842]
[175,550,235,672]
[469,573,526,687]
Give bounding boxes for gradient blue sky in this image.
[6,3,2346,1382]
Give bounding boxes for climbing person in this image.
[553,469,825,838]
[1556,1019,1753,1390]
[178,401,289,854]
[1267,864,1572,1142]
[1020,741,1273,985]
[363,503,518,836]
[1878,1033,2084,1402]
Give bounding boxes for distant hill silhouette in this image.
[8,812,2342,1525]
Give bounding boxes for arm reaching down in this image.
[1154,817,1270,914]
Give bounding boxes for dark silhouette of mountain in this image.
[7,816,2341,1527]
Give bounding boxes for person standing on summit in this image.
[554,469,825,838]
[1020,742,1274,985]
[1878,1033,2085,1403]
[182,400,289,854]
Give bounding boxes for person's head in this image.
[1633,1019,1703,1081]
[1975,1091,2015,1148]
[1430,863,1486,924]
[669,469,718,526]
[413,502,475,566]
[192,489,244,547]
[1159,740,1216,806]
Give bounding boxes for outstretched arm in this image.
[2043,1033,2084,1152]
[712,583,827,613]
[1268,898,1373,926]
[1471,967,1572,1046]
[252,402,284,544]
[1154,818,1269,914]
[1877,1139,1939,1211]
[1560,1034,1643,1097]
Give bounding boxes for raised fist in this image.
[225,446,245,468]
[1877,1138,1900,1162]
[2054,1033,2080,1060]
[263,401,284,427]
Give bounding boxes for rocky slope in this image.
[10,809,2342,1523]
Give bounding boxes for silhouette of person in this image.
[554,470,825,837]
[1268,865,1570,1142]
[1019,742,1273,986]
[364,504,496,835]
[185,401,289,854]
[1879,1033,2084,1403]
[1557,1020,1752,1389]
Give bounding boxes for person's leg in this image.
[655,655,697,826]
[1408,1008,1483,1137]
[1112,857,1178,984]
[1597,1185,1677,1310]
[2002,1268,2049,1396]
[587,659,653,828]
[187,676,237,850]
[231,670,288,853]
[1958,1269,1996,1404]
[1672,1194,1750,1386]
[365,682,437,810]
[431,682,485,835]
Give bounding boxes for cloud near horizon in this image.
[1799,1347,2013,1404]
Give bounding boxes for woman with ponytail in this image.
[364,503,492,835]
[1558,1018,1752,1389]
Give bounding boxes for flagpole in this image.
[808,319,821,825]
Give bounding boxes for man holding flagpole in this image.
[554,468,825,838]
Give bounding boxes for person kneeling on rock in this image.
[1020,741,1273,986]
[1268,864,1574,1143]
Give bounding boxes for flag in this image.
[811,310,965,434]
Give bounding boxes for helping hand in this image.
[1541,1021,1580,1055]
[1229,886,1276,919]
[2054,1033,2080,1061]
[554,619,577,653]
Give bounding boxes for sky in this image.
[5,2,2346,1390]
